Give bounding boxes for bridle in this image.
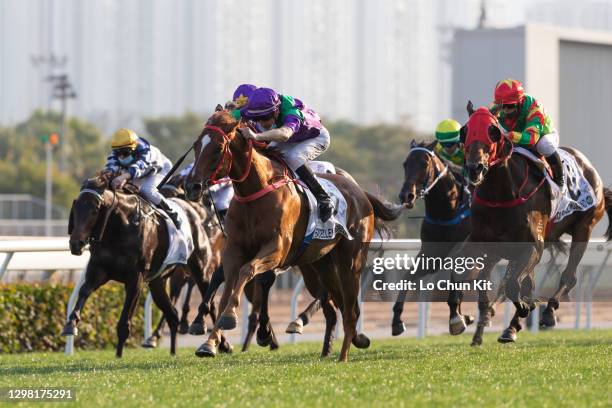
[76,187,118,243]
[408,147,449,198]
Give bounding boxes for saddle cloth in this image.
[298,177,353,241]
[155,199,194,278]
[514,147,597,222]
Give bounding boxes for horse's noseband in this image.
[408,147,448,198]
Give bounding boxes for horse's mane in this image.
[81,171,139,195]
[412,139,438,151]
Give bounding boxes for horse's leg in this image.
[62,265,109,336]
[190,265,224,335]
[242,281,258,352]
[179,277,196,334]
[320,297,338,358]
[469,254,501,346]
[185,255,210,336]
[256,270,277,347]
[287,265,323,334]
[149,277,180,356]
[218,241,282,331]
[143,267,184,347]
[115,278,142,358]
[542,230,589,328]
[195,251,247,357]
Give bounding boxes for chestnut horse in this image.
[394,140,474,336]
[186,109,403,361]
[450,105,612,345]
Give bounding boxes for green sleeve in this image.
[278,95,304,123]
[230,109,242,120]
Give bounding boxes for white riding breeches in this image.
[268,126,331,171]
[535,130,559,157]
[132,164,171,205]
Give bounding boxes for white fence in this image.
[1,237,611,355]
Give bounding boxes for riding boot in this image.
[296,164,335,222]
[158,199,182,229]
[546,150,565,191]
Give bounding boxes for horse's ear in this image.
[459,125,467,144]
[467,100,475,117]
[215,104,224,112]
[410,139,417,148]
[488,124,502,143]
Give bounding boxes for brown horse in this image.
[394,140,474,336]
[185,108,403,361]
[64,172,217,356]
[451,105,612,345]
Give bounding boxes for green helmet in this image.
[435,119,461,143]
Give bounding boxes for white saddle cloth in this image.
[155,199,194,278]
[514,147,597,222]
[300,177,353,241]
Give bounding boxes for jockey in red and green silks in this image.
[434,119,465,176]
[489,78,565,189]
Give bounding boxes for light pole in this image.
[48,74,77,172]
[43,133,59,236]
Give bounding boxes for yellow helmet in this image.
[111,128,138,150]
[435,119,462,143]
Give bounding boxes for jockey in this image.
[240,87,335,222]
[105,128,182,228]
[226,83,257,119]
[490,78,565,189]
[434,119,465,175]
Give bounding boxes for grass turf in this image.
[0,329,611,407]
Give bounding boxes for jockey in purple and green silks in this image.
[227,84,257,120]
[240,87,335,222]
[489,78,564,189]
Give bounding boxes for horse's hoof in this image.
[516,302,530,318]
[188,322,207,336]
[178,320,190,334]
[195,342,217,358]
[391,321,405,336]
[498,328,517,343]
[352,333,371,349]
[256,332,273,347]
[285,320,304,334]
[471,337,483,346]
[61,323,77,337]
[540,309,557,329]
[219,340,233,354]
[218,313,238,330]
[464,314,475,326]
[269,342,280,351]
[449,315,467,335]
[141,336,158,348]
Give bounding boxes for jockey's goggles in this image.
[440,141,458,148]
[114,147,134,158]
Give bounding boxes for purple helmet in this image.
[232,84,257,108]
[244,87,281,119]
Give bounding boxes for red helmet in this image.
[494,79,525,105]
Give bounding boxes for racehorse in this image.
[394,140,474,335]
[64,171,219,356]
[185,108,403,361]
[451,104,612,345]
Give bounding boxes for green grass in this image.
[1,330,611,408]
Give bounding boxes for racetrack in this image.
[1,329,610,407]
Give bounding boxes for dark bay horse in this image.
[186,109,403,361]
[452,106,611,345]
[64,172,217,356]
[394,140,474,335]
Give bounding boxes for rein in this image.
[78,188,118,243]
[473,148,547,208]
[409,147,449,198]
[202,124,296,203]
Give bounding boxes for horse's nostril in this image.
[477,163,484,172]
[406,193,416,202]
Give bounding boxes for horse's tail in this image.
[364,191,404,239]
[604,187,612,241]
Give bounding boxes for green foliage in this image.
[0,111,107,212]
[143,112,205,162]
[0,283,156,353]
